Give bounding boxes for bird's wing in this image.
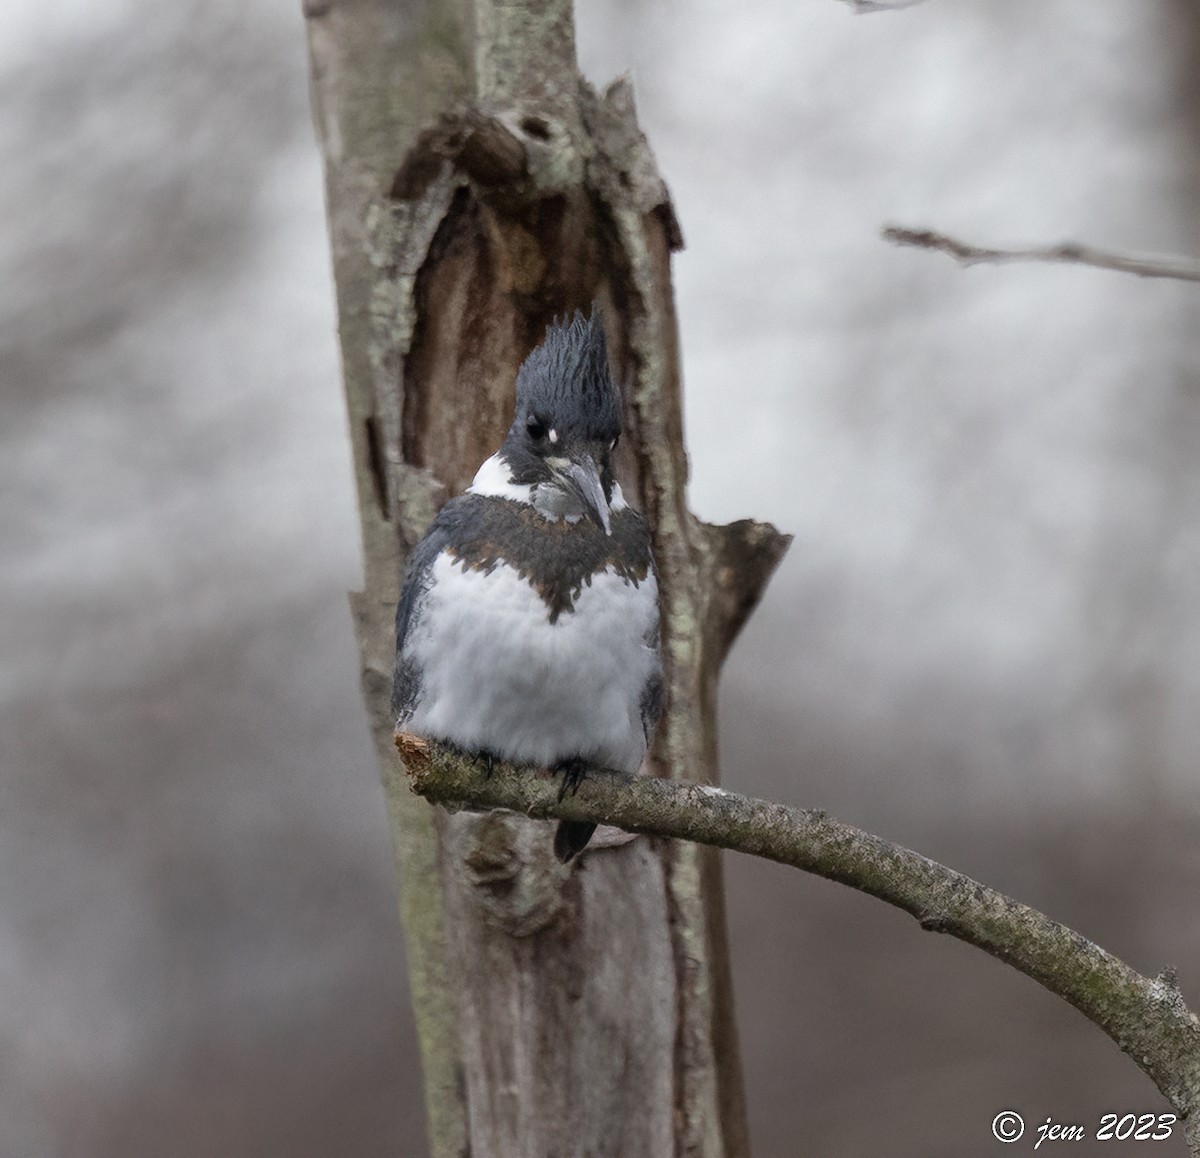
[631,517,664,747]
[640,674,663,743]
[391,497,469,721]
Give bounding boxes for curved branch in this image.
[398,732,1200,1150]
[883,225,1200,284]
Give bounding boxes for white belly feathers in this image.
[399,551,659,774]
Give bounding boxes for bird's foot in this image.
[553,757,596,861]
[444,742,501,778]
[555,756,591,802]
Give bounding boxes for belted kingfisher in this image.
[391,310,663,862]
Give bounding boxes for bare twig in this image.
[840,0,929,11]
[883,225,1200,284]
[399,733,1200,1154]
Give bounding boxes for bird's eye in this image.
[526,415,547,441]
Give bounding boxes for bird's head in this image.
[501,310,622,535]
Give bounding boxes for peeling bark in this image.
[306,2,787,1155]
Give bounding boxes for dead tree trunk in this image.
[305,2,789,1154]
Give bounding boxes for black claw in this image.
[451,739,506,777]
[555,756,590,802]
[450,743,500,778]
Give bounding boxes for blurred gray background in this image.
[5,0,1199,1154]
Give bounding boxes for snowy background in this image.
[5,0,1199,1154]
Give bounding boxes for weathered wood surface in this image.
[306,2,789,1154]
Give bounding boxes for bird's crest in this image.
[514,309,621,441]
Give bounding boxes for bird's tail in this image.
[553,820,597,863]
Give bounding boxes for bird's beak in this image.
[557,455,611,535]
